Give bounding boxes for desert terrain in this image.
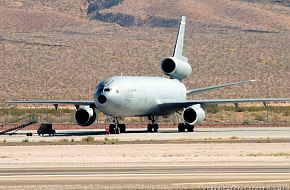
[0,0,289,103]
[1,1,290,189]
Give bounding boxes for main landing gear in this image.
[109,117,126,134]
[147,116,159,133]
[178,123,194,132]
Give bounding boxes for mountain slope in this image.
[0,0,289,103]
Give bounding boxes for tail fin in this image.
[160,16,191,81]
[173,16,188,63]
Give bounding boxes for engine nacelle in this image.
[182,105,205,126]
[160,57,192,81]
[75,106,96,126]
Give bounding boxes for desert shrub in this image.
[81,136,95,142]
[252,113,265,121]
[22,138,29,143]
[205,105,219,114]
[58,138,69,143]
[242,120,250,125]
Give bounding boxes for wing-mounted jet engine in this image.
[75,106,96,126]
[160,16,192,81]
[177,104,205,132]
[182,104,205,126]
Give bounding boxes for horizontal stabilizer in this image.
[187,80,256,95]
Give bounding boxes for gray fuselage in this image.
[94,76,186,117]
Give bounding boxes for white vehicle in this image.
[7,16,290,134]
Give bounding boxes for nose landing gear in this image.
[109,117,126,134]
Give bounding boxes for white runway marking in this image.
[0,173,289,178]
[173,179,290,186]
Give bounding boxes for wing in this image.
[159,98,290,111]
[6,100,95,109]
[187,80,255,95]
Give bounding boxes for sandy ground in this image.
[0,143,290,168]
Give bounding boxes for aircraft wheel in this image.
[109,124,116,134]
[153,124,159,133]
[147,124,153,133]
[187,125,194,132]
[178,123,186,132]
[118,124,126,133]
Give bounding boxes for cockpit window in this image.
[98,88,104,93]
[104,88,111,92]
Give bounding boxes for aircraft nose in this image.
[98,95,107,104]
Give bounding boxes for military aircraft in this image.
[7,16,290,134]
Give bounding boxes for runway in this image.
[0,166,290,188]
[1,127,290,143]
[1,128,290,189]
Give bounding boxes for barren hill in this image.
[0,0,289,104]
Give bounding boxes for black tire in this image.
[147,124,153,133]
[109,124,115,134]
[119,124,126,133]
[153,124,159,133]
[178,123,186,132]
[187,125,194,132]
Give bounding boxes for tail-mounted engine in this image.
[161,57,192,81]
[182,104,205,126]
[75,106,96,126]
[160,16,191,81]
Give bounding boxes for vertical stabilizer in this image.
[173,16,188,62]
[160,16,191,81]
